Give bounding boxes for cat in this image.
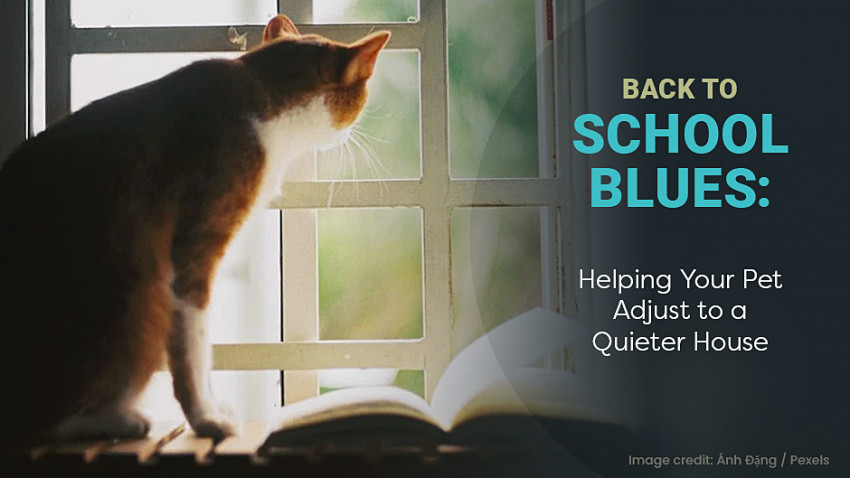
[0,14,389,444]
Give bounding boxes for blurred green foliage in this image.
[448,0,539,178]
[316,0,543,398]
[313,0,418,23]
[318,208,423,340]
[451,207,542,354]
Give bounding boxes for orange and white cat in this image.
[0,15,389,443]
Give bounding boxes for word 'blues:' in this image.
[571,113,788,208]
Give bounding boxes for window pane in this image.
[72,0,420,27]
[71,0,277,27]
[317,50,420,180]
[138,370,281,422]
[310,0,419,24]
[451,207,543,353]
[319,369,424,398]
[448,0,540,178]
[71,52,240,112]
[31,0,45,134]
[208,211,282,344]
[318,208,423,340]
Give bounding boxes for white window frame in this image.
[0,1,28,161]
[40,0,581,405]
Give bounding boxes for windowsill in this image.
[4,418,590,476]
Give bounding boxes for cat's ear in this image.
[263,14,300,43]
[341,31,391,86]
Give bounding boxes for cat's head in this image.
[242,15,390,152]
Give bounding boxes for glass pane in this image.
[451,207,542,353]
[207,211,282,344]
[211,370,282,420]
[319,369,424,397]
[71,52,240,112]
[317,50,420,180]
[318,208,423,340]
[31,0,45,134]
[72,0,277,27]
[448,0,540,178]
[311,0,419,24]
[138,370,281,422]
[72,0,420,27]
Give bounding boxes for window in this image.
[0,2,28,161]
[27,0,578,423]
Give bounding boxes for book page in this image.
[451,367,612,427]
[429,308,592,428]
[272,385,443,431]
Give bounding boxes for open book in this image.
[261,308,620,451]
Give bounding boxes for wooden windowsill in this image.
[0,420,590,477]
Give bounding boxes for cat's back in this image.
[0,57,272,258]
[0,55,273,324]
[0,56,270,444]
[3,58,266,180]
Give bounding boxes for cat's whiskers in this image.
[342,138,357,181]
[349,128,390,200]
[324,139,349,207]
[348,134,373,177]
[351,129,386,176]
[313,123,390,206]
[327,180,338,208]
[336,138,363,203]
[351,128,389,144]
[361,101,393,121]
[326,133,355,207]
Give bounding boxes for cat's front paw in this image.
[120,409,153,438]
[189,403,239,440]
[50,409,151,440]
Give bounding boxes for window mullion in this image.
[419,0,451,402]
[0,0,28,159]
[272,179,561,209]
[535,0,562,372]
[45,0,71,127]
[281,153,320,405]
[214,340,426,370]
[70,24,425,54]
[555,0,593,381]
[277,0,313,24]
